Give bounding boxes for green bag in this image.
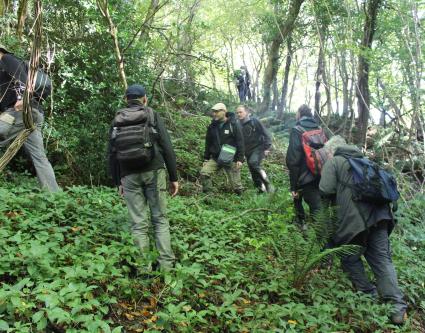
[217,144,236,166]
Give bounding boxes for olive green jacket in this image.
[319,145,394,246]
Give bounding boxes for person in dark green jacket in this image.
[286,105,322,227]
[108,84,179,271]
[319,144,407,325]
[236,105,273,193]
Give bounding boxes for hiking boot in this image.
[257,185,266,194]
[234,188,243,196]
[265,182,275,193]
[200,176,212,193]
[390,310,407,325]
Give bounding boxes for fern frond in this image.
[292,244,361,289]
[310,206,338,248]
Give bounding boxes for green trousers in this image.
[200,159,242,193]
[122,168,175,270]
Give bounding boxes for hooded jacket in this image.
[319,144,394,246]
[285,116,321,191]
[240,117,272,156]
[203,112,244,163]
[107,100,177,185]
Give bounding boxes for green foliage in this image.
[0,175,424,332]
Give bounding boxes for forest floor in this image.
[0,169,424,333]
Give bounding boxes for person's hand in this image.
[264,150,270,157]
[291,191,299,199]
[170,181,179,197]
[14,99,23,111]
[236,161,243,169]
[118,185,124,197]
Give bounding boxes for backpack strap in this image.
[336,157,372,227]
[294,125,305,134]
[251,118,260,132]
[144,106,156,127]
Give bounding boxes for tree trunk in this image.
[377,78,406,129]
[356,0,382,146]
[340,51,349,118]
[173,0,200,82]
[210,61,216,90]
[333,57,339,115]
[271,77,278,111]
[277,36,292,119]
[16,0,28,40]
[0,0,12,15]
[253,43,265,103]
[323,55,333,120]
[314,45,324,117]
[288,54,300,112]
[260,0,304,114]
[97,0,128,90]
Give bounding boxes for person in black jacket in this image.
[236,105,273,193]
[0,45,59,192]
[200,102,244,194]
[286,105,322,227]
[107,84,178,271]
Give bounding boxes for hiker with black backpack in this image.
[0,45,60,192]
[286,104,327,228]
[234,66,251,102]
[107,84,179,271]
[200,103,244,194]
[236,105,274,193]
[319,144,407,325]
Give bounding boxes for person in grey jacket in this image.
[0,44,60,192]
[236,105,273,193]
[286,105,322,226]
[320,144,407,325]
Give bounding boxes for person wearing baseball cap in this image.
[200,102,244,194]
[107,84,178,271]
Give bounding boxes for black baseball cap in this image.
[125,84,146,98]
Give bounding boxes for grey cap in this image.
[125,84,146,98]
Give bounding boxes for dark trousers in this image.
[247,148,269,190]
[293,182,321,223]
[341,220,406,315]
[238,86,246,102]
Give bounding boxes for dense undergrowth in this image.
[0,172,424,332]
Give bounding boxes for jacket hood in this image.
[296,116,318,129]
[226,112,236,121]
[334,144,363,159]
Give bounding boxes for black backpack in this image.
[111,106,156,164]
[6,59,52,101]
[342,157,400,205]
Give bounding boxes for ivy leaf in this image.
[32,310,45,323]
[0,320,9,330]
